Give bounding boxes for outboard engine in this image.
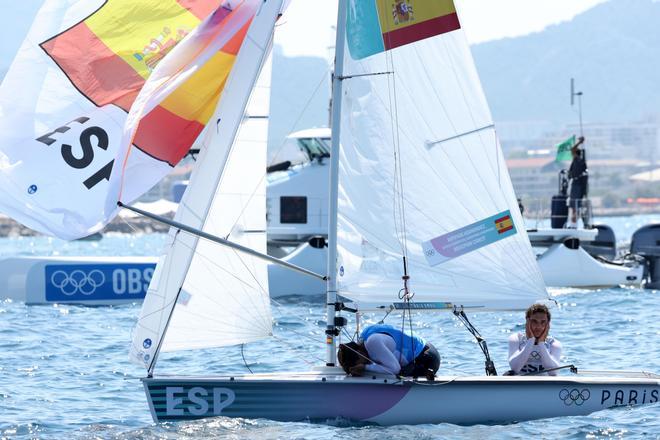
[582,224,617,260]
[550,170,569,228]
[630,224,660,289]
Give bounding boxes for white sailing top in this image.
[508,333,562,376]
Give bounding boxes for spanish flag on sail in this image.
[42,0,249,167]
[0,0,263,240]
[347,0,461,60]
[495,214,514,234]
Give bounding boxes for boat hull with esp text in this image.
[143,370,660,425]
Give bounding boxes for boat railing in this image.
[574,369,660,379]
[521,196,594,230]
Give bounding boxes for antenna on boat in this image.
[570,78,584,138]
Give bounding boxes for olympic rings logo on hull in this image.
[559,388,590,406]
[50,269,106,296]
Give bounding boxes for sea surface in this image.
[1,215,659,439]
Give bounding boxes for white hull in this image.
[268,242,326,297]
[536,243,643,288]
[0,256,156,305]
[143,369,660,425]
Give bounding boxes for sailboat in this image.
[127,0,660,425]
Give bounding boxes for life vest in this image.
[360,324,426,364]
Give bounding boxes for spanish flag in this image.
[495,215,514,234]
[40,0,250,166]
[347,0,461,60]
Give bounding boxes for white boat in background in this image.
[529,227,645,288]
[0,198,176,305]
[125,0,658,426]
[525,170,649,288]
[266,133,660,292]
[0,256,156,305]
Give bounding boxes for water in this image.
[1,216,659,439]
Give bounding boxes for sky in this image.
[1,0,609,68]
[273,0,609,58]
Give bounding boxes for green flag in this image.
[555,135,575,162]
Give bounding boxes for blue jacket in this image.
[360,324,426,364]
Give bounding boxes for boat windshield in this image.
[298,137,331,161]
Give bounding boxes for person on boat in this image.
[337,324,440,380]
[507,303,562,376]
[566,136,587,228]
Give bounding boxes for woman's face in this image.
[528,312,549,338]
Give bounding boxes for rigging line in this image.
[382,53,403,255]
[391,55,410,262]
[379,51,408,261]
[267,65,332,167]
[240,344,254,374]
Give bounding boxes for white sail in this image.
[0,0,225,240]
[335,1,547,309]
[129,0,284,369]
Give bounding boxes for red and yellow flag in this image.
[40,0,251,166]
[379,0,460,51]
[347,0,461,60]
[495,215,514,234]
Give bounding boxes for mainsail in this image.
[0,0,255,240]
[129,0,284,370]
[334,0,547,309]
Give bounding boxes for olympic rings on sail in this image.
[50,269,105,295]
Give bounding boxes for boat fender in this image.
[266,160,291,173]
[563,238,580,250]
[309,236,327,248]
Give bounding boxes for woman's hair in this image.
[526,303,551,321]
[337,341,362,373]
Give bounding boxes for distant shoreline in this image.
[0,214,170,238]
[1,207,658,238]
[523,206,660,220]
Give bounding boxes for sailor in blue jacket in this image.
[338,324,440,379]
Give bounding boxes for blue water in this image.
[1,216,659,439]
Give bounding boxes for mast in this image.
[325,0,347,366]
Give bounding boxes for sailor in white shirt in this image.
[508,303,562,376]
